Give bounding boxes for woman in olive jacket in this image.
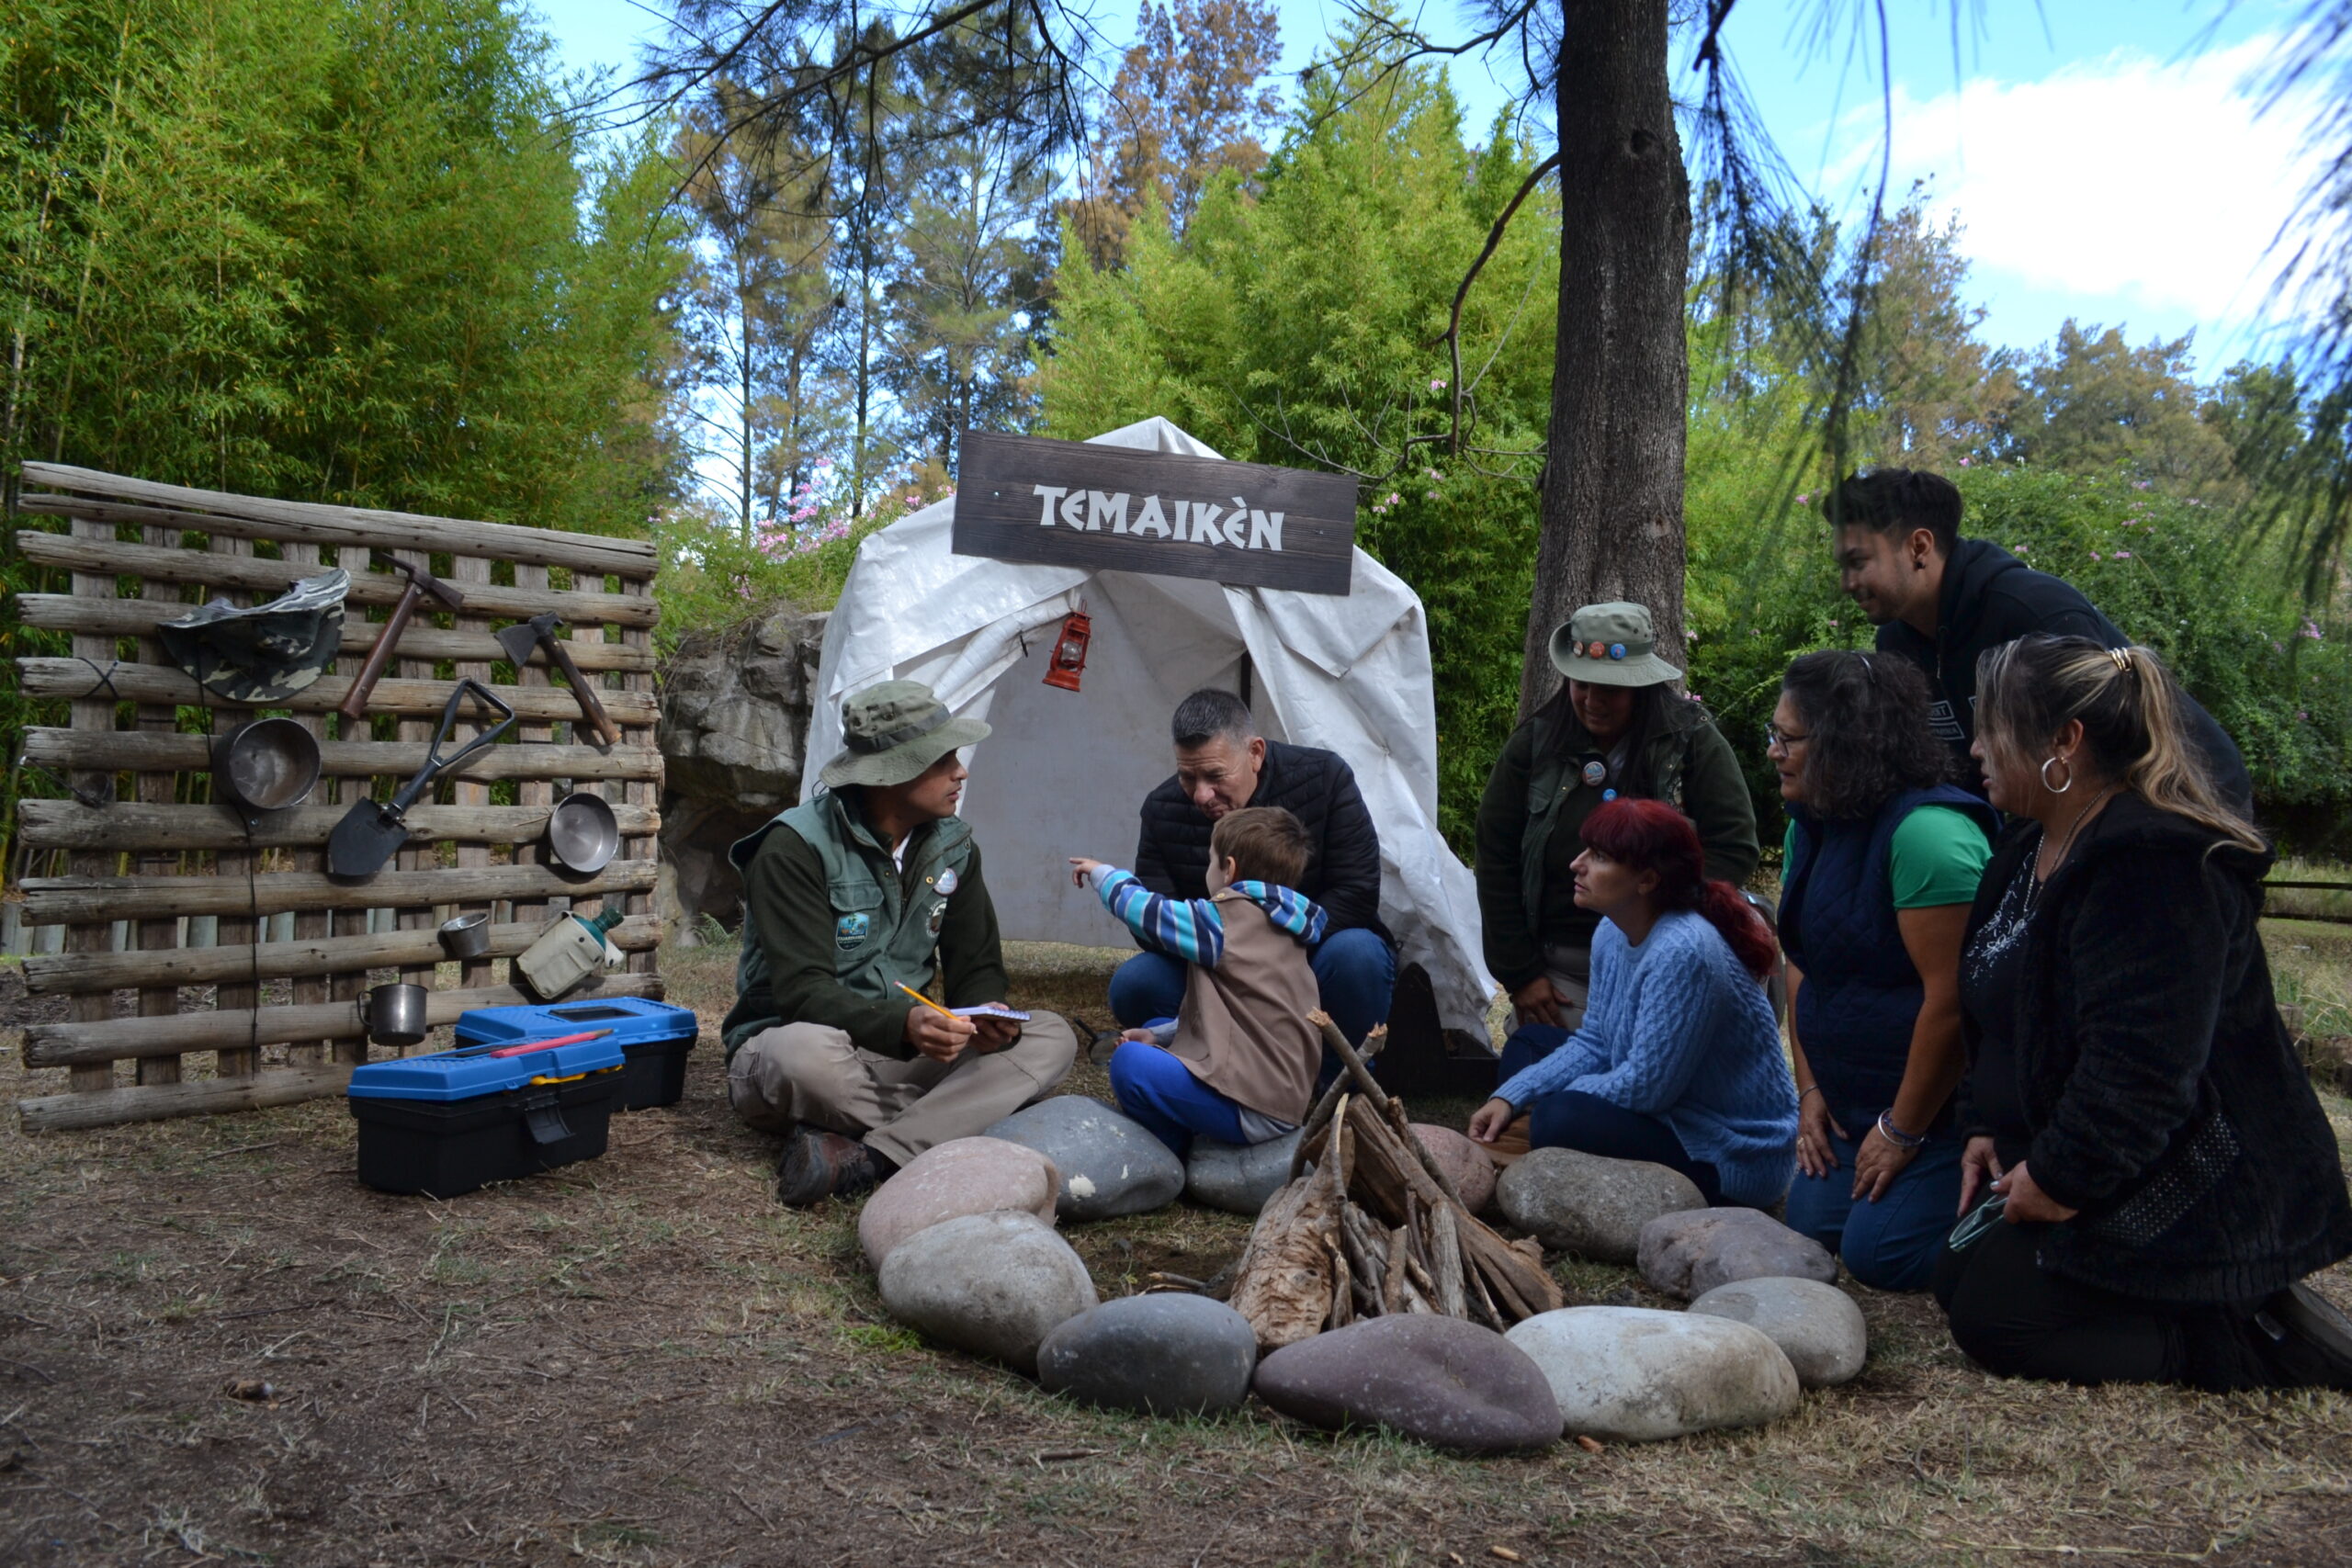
[1937,634,2352,1390]
[1476,602,1758,1037]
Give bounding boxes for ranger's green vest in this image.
[723,792,974,1055]
[1519,705,1698,930]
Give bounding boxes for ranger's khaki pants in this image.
[727,1013,1078,1168]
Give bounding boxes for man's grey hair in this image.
[1171,687,1257,750]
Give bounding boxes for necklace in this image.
[2029,783,2120,907]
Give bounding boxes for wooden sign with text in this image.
[953,431,1358,595]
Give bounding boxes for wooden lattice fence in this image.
[8,463,666,1131]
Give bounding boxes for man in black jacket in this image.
[1831,468,2254,811]
[1108,688,1396,1043]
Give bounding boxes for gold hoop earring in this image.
[2040,755,2073,795]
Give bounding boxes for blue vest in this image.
[1781,785,1995,1118]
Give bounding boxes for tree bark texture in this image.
[1524,0,1692,719]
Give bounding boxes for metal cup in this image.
[361,982,431,1047]
[437,911,491,961]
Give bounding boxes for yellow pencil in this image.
[896,981,959,1020]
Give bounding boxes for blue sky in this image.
[532,0,2320,369]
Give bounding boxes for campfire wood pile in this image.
[1227,1014,1563,1351]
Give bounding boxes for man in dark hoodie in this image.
[1830,468,2254,812]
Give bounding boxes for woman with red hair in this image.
[1467,798,1798,1208]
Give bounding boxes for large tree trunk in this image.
[1523,0,1691,720]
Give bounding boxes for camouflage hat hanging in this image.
[157,569,349,705]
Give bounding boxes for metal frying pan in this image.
[546,792,617,874]
[329,680,516,880]
[211,718,322,832]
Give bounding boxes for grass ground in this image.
[1,930,2349,1566]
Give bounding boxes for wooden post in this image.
[64,514,121,1095]
[283,539,329,1070]
[209,532,257,1081]
[450,555,494,992]
[134,520,184,1085]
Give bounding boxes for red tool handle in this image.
[486,1029,613,1058]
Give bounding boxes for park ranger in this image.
[720,681,1077,1205]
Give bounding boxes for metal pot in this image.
[360,982,431,1048]
[546,792,618,874]
[212,717,321,829]
[437,911,492,961]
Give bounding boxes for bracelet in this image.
[1799,1085,1822,1103]
[1876,1111,1927,1150]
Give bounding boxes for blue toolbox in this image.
[453,997,699,1111]
[346,1032,626,1197]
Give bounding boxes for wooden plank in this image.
[22,859,660,923]
[25,914,663,995]
[18,467,658,576]
[15,532,658,625]
[282,538,331,1070]
[619,579,658,976]
[21,1065,358,1133]
[25,972,668,1066]
[18,797,660,851]
[211,533,258,1079]
[450,556,496,992]
[65,515,120,1094]
[326,584,369,1070]
[15,658,661,725]
[22,728,663,783]
[506,563,557,952]
[135,520,185,1087]
[18,594,658,671]
[954,430,1359,595]
[391,547,437,1006]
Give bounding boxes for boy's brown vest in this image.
[1170,890,1323,1123]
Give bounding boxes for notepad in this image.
[951,1005,1031,1021]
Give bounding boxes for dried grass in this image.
[0,934,2344,1564]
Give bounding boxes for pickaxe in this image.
[335,556,464,726]
[495,612,621,748]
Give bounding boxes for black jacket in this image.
[1958,794,2352,1303]
[1134,740,1391,947]
[1876,537,2253,812]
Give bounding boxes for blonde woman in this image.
[1937,635,2352,1389]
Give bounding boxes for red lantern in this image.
[1043,610,1092,692]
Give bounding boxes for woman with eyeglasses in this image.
[1934,635,2352,1389]
[1476,603,1758,1048]
[1772,650,1995,1290]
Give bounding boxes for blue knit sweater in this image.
[1495,910,1798,1207]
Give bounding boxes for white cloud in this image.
[1826,34,2328,344]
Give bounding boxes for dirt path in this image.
[4,952,2350,1565]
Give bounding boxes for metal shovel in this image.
[328,679,516,879]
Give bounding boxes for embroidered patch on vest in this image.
[926,900,947,936]
[835,912,870,951]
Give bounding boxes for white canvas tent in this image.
[802,416,1496,1032]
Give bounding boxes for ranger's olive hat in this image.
[1547,601,1683,688]
[818,680,991,789]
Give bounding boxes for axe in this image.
[335,556,464,726]
[496,612,621,747]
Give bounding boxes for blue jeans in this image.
[1109,926,1397,1046]
[1107,1039,1250,1158]
[1497,1027,1724,1205]
[1782,1107,1964,1292]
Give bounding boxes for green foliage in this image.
[650,479,938,656]
[1043,31,1557,844]
[0,0,690,848]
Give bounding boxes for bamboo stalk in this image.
[13,532,656,624]
[22,860,657,924]
[25,914,662,994]
[19,800,659,852]
[23,972,666,1066]
[17,468,659,577]
[17,593,657,670]
[21,728,664,784]
[15,658,661,725]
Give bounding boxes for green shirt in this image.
[1781,805,1991,910]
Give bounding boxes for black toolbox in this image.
[346,1033,626,1197]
